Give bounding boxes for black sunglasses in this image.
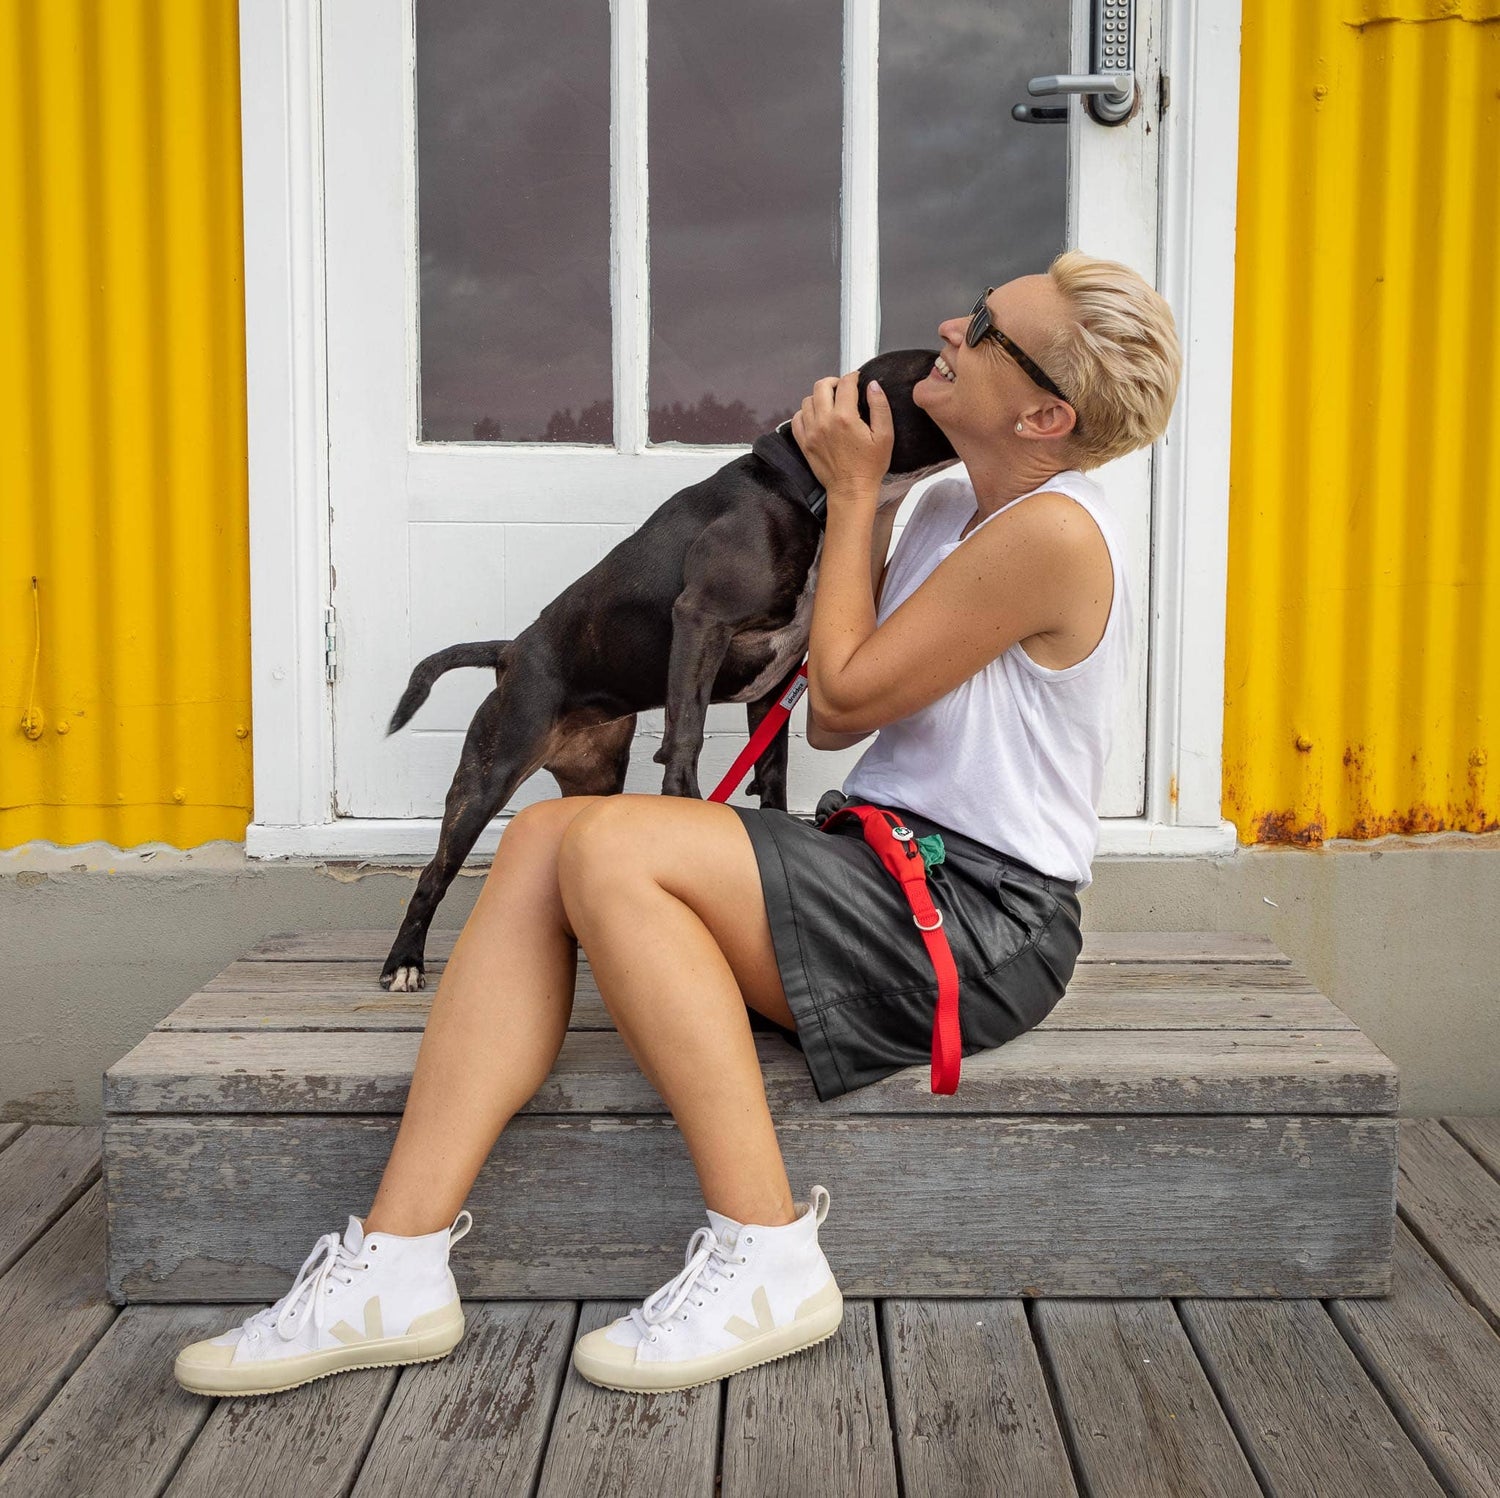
[967,287,1081,433]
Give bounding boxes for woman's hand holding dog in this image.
[792,371,893,505]
[798,370,895,722]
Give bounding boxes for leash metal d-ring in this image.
[914,908,944,931]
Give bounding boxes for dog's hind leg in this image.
[544,713,637,796]
[653,594,739,800]
[381,669,566,992]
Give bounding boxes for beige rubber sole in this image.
[572,1292,845,1394]
[174,1299,465,1397]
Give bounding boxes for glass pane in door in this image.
[879,0,1068,348]
[648,0,842,444]
[414,0,612,443]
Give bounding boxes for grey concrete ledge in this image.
[5,827,1500,874]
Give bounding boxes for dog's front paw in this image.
[382,963,426,993]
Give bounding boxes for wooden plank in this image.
[203,960,448,993]
[103,1027,1399,1117]
[1395,1118,1500,1329]
[1178,1298,1444,1497]
[199,960,1324,1018]
[0,1125,101,1279]
[722,1299,898,1498]
[167,1338,399,1495]
[1444,1115,1500,1178]
[244,928,1293,965]
[535,1302,718,1498]
[162,990,441,1030]
[1329,1218,1500,1498]
[0,1182,116,1461]
[246,930,464,961]
[203,958,1309,998]
[1034,1299,1260,1498]
[158,977,1356,1037]
[881,1299,1077,1497]
[1079,931,1290,963]
[0,1125,24,1152]
[104,1114,1396,1302]
[349,1303,573,1497]
[0,1306,226,1497]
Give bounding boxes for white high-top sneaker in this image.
[572,1185,844,1393]
[174,1209,472,1397]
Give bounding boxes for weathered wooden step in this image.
[169,958,1350,1031]
[242,929,1298,964]
[101,931,1398,1305]
[106,1026,1394,1116]
[104,1112,1396,1304]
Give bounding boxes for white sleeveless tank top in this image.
[839,467,1132,890]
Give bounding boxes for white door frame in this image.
[241,0,1242,862]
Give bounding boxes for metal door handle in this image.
[1017,72,1134,125]
[1012,0,1137,126]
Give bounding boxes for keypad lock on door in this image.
[1012,0,1137,127]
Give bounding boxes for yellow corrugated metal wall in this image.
[3,0,1494,852]
[1224,0,1500,844]
[0,0,249,849]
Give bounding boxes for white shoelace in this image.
[239,1230,369,1344]
[628,1227,746,1341]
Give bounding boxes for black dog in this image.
[380,348,959,991]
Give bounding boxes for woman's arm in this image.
[815,491,1093,733]
[806,504,897,750]
[806,699,874,751]
[789,369,1082,738]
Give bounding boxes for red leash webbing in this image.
[707,657,964,1094]
[706,661,809,805]
[816,804,963,1095]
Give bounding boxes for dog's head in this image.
[854,348,960,477]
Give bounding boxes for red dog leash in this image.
[707,658,964,1094]
[707,661,812,804]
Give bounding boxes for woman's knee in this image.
[488,799,603,902]
[495,796,604,866]
[487,799,609,939]
[555,796,657,910]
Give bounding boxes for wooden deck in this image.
[1,1119,1497,1496]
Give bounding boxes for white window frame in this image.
[241,0,1241,862]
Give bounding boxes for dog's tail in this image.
[386,641,512,735]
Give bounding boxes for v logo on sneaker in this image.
[329,1294,384,1345]
[724,1284,776,1343]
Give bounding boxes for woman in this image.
[174,250,1181,1399]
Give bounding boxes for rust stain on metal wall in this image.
[0,0,250,848]
[1224,0,1500,846]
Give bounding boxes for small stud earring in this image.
[1015,421,1024,433]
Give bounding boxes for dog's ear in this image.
[855,349,958,474]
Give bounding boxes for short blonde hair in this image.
[1037,250,1182,469]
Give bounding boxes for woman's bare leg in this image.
[557,794,803,1230]
[360,795,604,1236]
[359,790,801,1239]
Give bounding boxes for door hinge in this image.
[324,605,340,684]
[1158,72,1169,118]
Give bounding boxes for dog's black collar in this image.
[751,422,827,523]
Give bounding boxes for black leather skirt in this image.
[729,788,1084,1102]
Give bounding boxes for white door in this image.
[322,0,1161,825]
